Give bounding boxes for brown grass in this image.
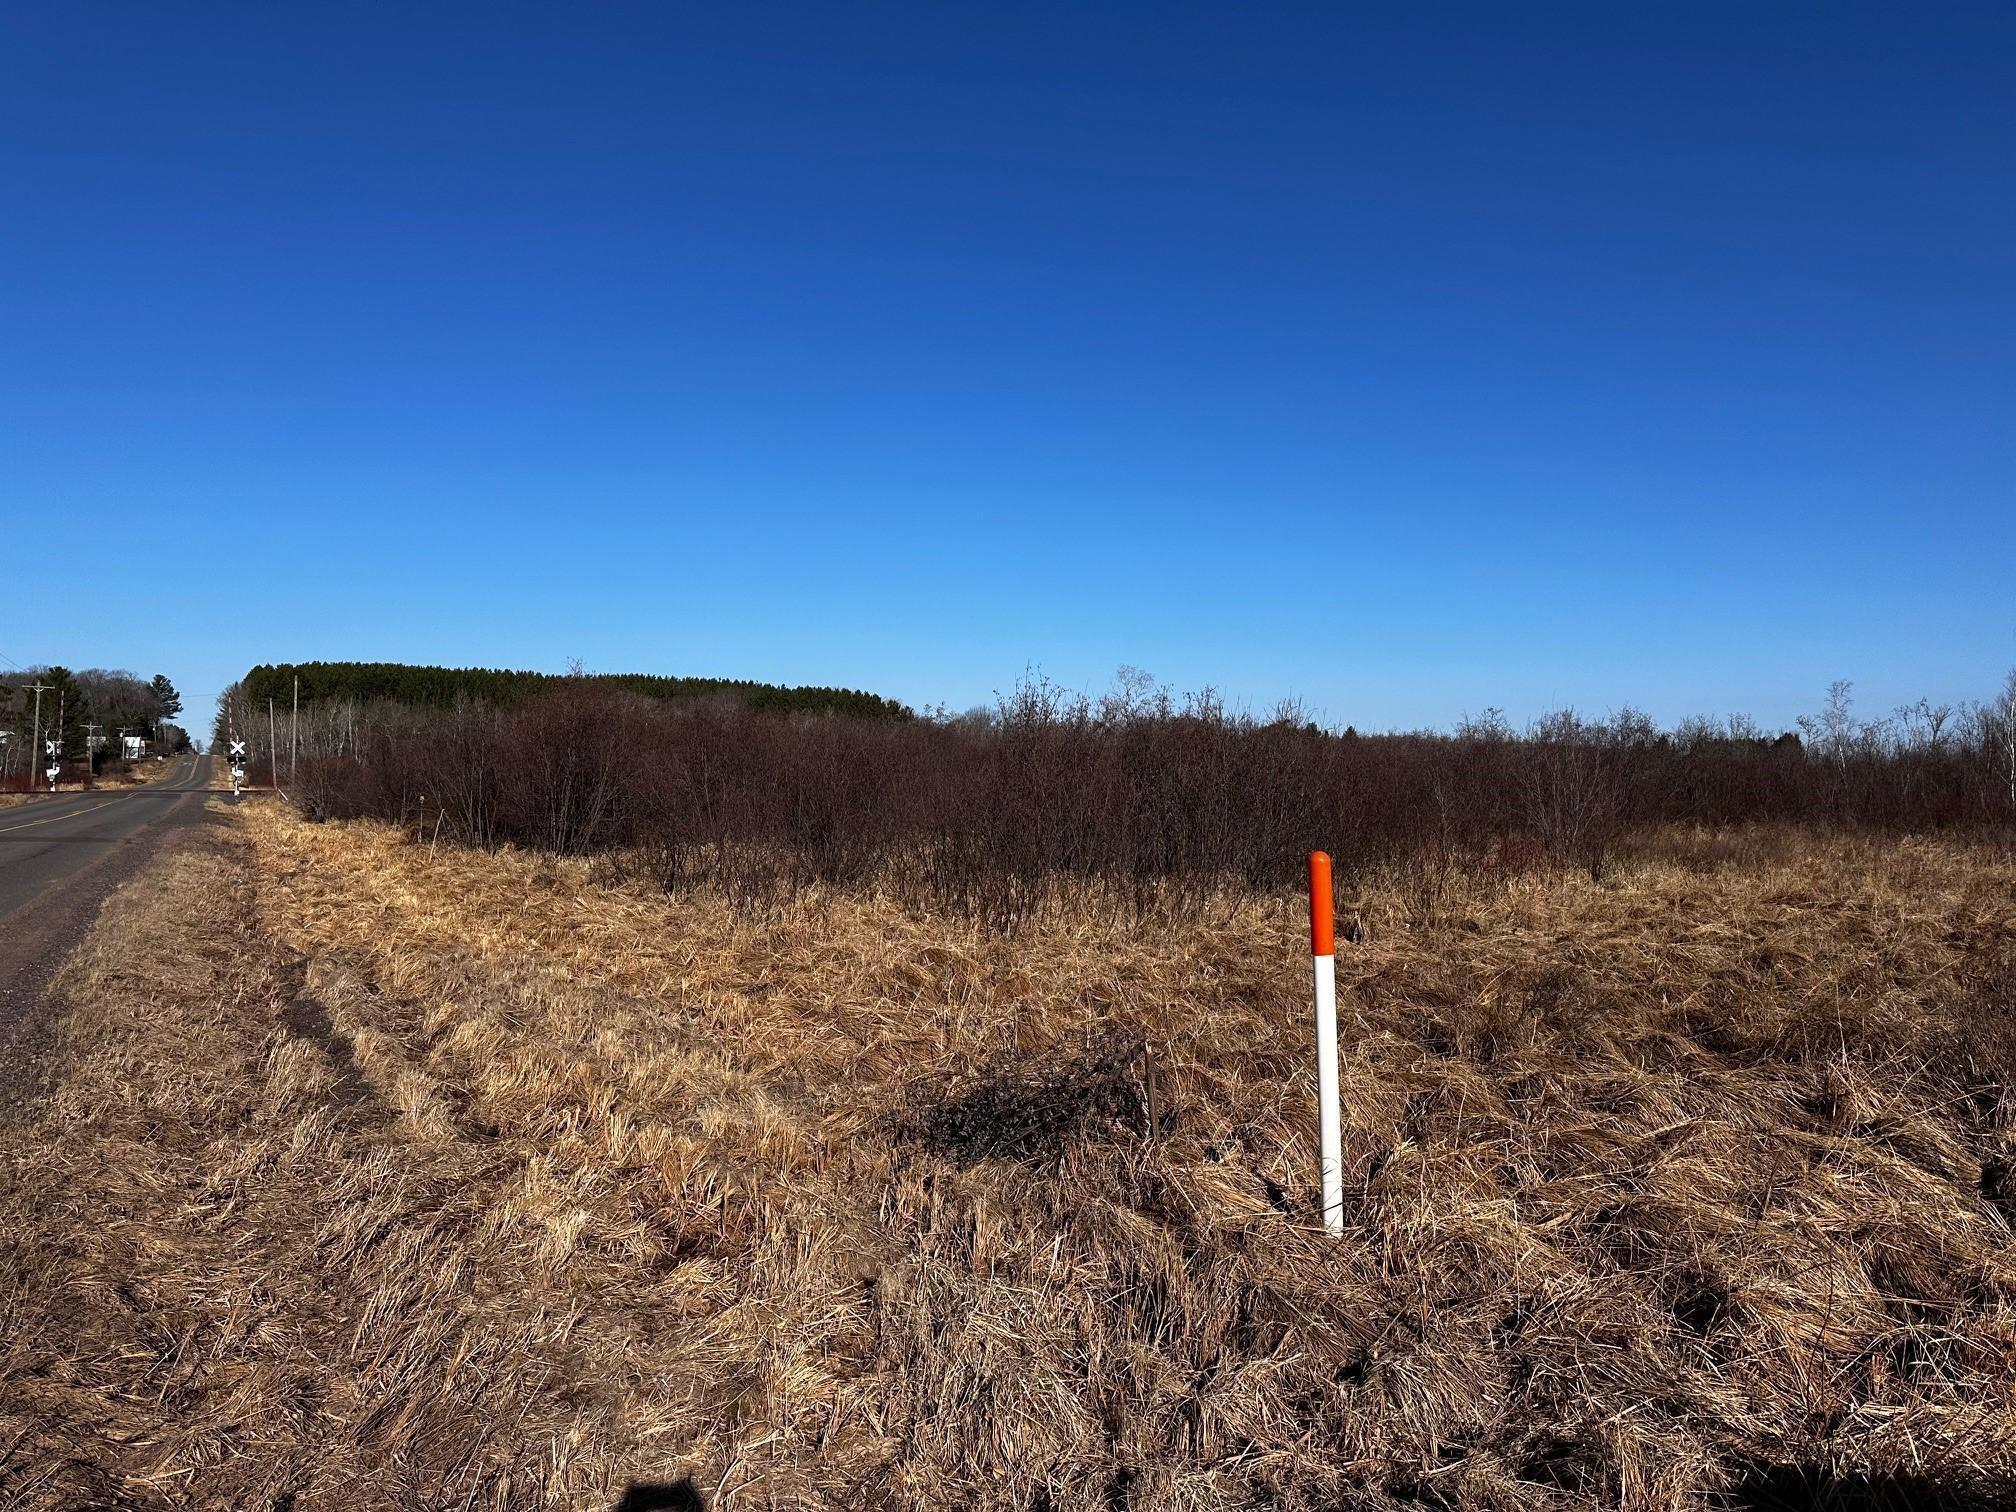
[0,754,184,807]
[4,809,2016,1509]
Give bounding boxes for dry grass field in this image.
[4,802,2016,1509]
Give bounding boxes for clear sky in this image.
[4,3,2011,732]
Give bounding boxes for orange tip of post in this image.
[1308,851,1335,956]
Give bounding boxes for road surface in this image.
[0,754,217,1101]
[0,754,214,916]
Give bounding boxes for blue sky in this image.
[3,2,2011,732]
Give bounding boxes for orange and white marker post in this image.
[1308,851,1344,1234]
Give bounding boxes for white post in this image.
[1308,851,1344,1235]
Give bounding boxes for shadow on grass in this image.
[613,1479,703,1511]
[900,1028,1150,1164]
[1727,1464,2016,1511]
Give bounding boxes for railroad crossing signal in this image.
[44,766,59,784]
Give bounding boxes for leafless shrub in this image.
[289,671,2016,929]
[1524,709,1624,878]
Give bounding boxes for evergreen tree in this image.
[238,661,914,721]
[150,674,183,738]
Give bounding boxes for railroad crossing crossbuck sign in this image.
[229,740,247,759]
[46,739,58,757]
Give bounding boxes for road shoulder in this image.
[0,781,213,1115]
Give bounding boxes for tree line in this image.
[285,667,2016,930]
[0,668,187,790]
[236,662,913,722]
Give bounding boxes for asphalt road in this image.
[0,754,217,1101]
[0,753,216,919]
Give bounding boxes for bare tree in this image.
[1799,680,1857,767]
[1895,697,1955,750]
[1996,668,2016,813]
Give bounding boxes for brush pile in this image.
[3,812,2015,1509]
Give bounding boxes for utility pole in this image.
[292,674,299,786]
[84,720,102,780]
[19,682,49,795]
[269,697,279,795]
